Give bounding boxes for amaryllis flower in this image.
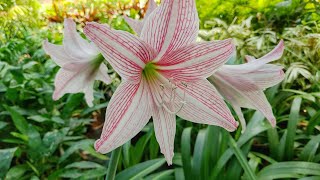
[124,0,157,36]
[84,0,238,164]
[209,40,285,132]
[43,19,111,106]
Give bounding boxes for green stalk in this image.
[105,147,122,180]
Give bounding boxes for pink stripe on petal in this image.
[152,105,176,165]
[141,0,199,61]
[175,79,238,131]
[158,39,235,82]
[84,22,157,82]
[211,74,276,127]
[95,80,152,153]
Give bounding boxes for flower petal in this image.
[157,39,235,82]
[217,64,284,90]
[94,80,152,153]
[210,74,276,127]
[223,40,285,73]
[152,105,176,165]
[232,104,247,133]
[53,68,95,106]
[96,64,112,85]
[124,0,157,35]
[140,0,199,61]
[175,79,238,131]
[63,18,99,59]
[43,40,78,67]
[123,16,143,36]
[84,22,157,82]
[145,0,158,17]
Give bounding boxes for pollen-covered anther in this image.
[158,79,188,115]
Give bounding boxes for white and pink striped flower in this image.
[210,40,285,132]
[84,0,238,164]
[43,19,111,107]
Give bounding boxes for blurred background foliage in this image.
[0,0,319,179]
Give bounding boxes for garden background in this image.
[0,0,320,179]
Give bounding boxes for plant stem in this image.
[105,147,122,180]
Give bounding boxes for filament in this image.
[157,79,188,115]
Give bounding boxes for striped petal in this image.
[43,40,80,67]
[152,105,176,165]
[140,0,199,61]
[175,79,238,131]
[157,39,235,82]
[124,0,157,35]
[223,40,284,73]
[53,67,95,106]
[95,80,152,153]
[84,22,157,82]
[210,74,276,128]
[63,18,99,59]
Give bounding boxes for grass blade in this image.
[285,97,302,160]
[300,134,320,162]
[115,158,165,180]
[229,135,257,180]
[181,127,192,180]
[257,162,320,179]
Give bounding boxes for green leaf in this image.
[145,170,174,180]
[65,161,105,169]
[4,105,29,134]
[115,158,166,180]
[0,121,8,130]
[174,168,185,180]
[306,110,320,135]
[79,168,107,179]
[130,129,153,165]
[181,127,192,180]
[5,164,29,180]
[58,139,94,163]
[285,97,302,160]
[211,111,271,179]
[227,140,253,180]
[192,129,206,180]
[300,134,320,162]
[81,102,109,116]
[0,147,17,178]
[228,135,257,180]
[257,162,320,179]
[42,130,64,156]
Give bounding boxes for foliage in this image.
[0,0,320,179]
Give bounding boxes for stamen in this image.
[157,79,188,115]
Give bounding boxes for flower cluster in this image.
[43,0,284,165]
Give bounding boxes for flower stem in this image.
[105,147,122,180]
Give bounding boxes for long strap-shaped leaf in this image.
[210,111,272,179]
[228,135,257,180]
[257,161,320,179]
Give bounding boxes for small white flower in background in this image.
[209,40,285,132]
[43,18,111,107]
